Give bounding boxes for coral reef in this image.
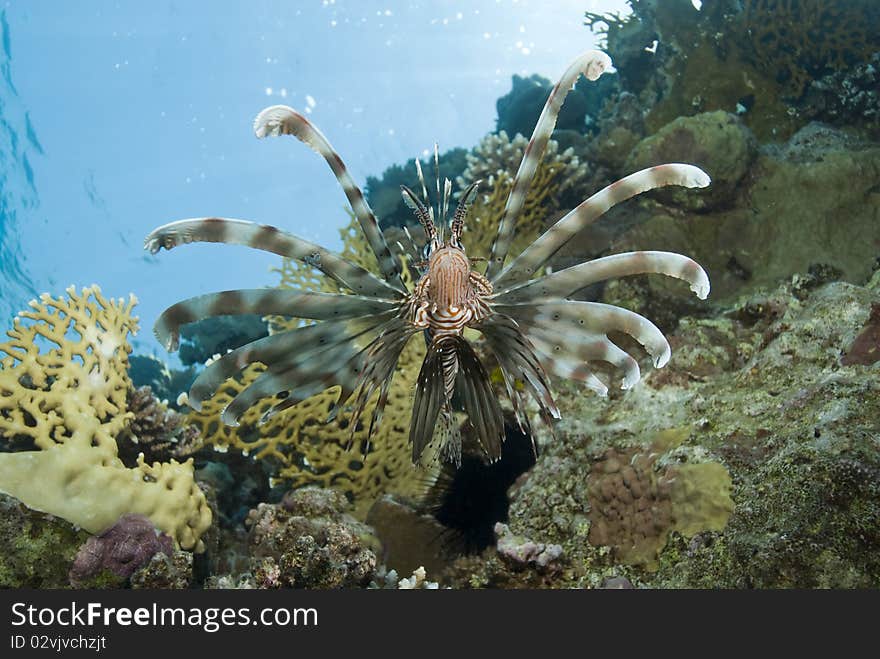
[0,493,89,588]
[587,0,880,142]
[0,285,212,551]
[604,121,880,303]
[803,52,880,137]
[586,433,732,569]
[445,273,879,588]
[244,487,378,588]
[625,110,756,210]
[117,385,200,465]
[494,523,564,573]
[370,564,440,589]
[129,550,193,589]
[69,514,173,587]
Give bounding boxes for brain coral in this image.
[0,285,212,551]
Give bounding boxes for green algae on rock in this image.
[0,493,90,589]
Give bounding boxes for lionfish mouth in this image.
[144,49,710,468]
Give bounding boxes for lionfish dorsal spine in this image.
[451,180,481,247]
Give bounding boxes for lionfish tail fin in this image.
[438,408,462,467]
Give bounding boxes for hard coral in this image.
[69,513,173,587]
[454,130,590,260]
[245,487,379,588]
[502,275,879,587]
[586,433,733,570]
[0,493,90,588]
[0,285,212,551]
[117,385,200,465]
[589,0,880,141]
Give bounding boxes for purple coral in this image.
[69,514,173,586]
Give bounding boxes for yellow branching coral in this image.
[0,285,212,551]
[185,220,436,517]
[455,130,589,262]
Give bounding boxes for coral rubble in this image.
[245,487,379,588]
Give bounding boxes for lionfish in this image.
[145,50,711,467]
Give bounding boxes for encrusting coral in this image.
[0,285,212,551]
[68,513,174,587]
[586,430,733,569]
[245,487,379,588]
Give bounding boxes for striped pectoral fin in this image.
[187,312,393,412]
[499,300,672,370]
[347,320,415,451]
[221,335,370,426]
[492,164,712,291]
[527,325,641,391]
[486,49,614,281]
[145,217,402,300]
[154,289,397,352]
[494,251,710,305]
[253,105,406,293]
[475,315,560,425]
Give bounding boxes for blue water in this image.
[0,0,622,358]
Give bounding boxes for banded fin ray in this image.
[187,312,394,414]
[491,164,711,291]
[485,49,614,280]
[494,251,710,304]
[253,105,406,293]
[497,300,672,369]
[475,314,560,434]
[347,318,418,453]
[155,289,398,352]
[526,323,641,392]
[221,313,401,425]
[145,217,401,300]
[410,341,446,463]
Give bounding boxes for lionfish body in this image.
[145,50,712,467]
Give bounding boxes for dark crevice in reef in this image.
[424,422,537,554]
